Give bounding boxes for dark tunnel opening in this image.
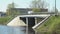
[20,17,26,24]
[20,17,45,34]
[20,17,35,27]
[20,17,35,34]
[28,17,35,27]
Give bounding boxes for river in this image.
[0,25,35,34]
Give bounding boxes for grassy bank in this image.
[36,16,60,34]
[0,16,14,25]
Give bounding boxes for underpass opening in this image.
[20,17,45,34]
[20,17,35,34]
[20,17,35,27]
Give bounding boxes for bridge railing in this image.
[32,15,51,31]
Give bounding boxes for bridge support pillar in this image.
[35,17,37,34]
[26,17,28,34]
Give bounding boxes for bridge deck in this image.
[18,14,50,18]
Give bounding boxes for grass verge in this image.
[36,16,60,34]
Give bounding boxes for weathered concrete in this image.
[32,15,50,30]
[7,16,26,26]
[7,14,50,27]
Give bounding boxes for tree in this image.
[7,2,15,9]
[6,2,16,16]
[31,0,48,12]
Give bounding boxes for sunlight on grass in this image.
[0,16,14,25]
[36,16,60,34]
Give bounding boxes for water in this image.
[28,27,35,34]
[0,25,26,34]
[0,25,35,34]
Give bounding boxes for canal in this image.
[0,25,35,34]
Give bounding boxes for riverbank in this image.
[0,16,14,25]
[36,16,60,34]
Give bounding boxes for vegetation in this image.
[36,16,60,34]
[32,8,41,12]
[6,2,20,16]
[31,0,48,12]
[0,2,19,25]
[0,16,14,25]
[6,2,16,16]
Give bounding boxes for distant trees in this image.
[7,2,15,9]
[6,2,20,16]
[6,2,16,16]
[31,0,48,12]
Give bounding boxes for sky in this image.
[0,0,60,12]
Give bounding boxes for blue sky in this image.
[0,0,59,12]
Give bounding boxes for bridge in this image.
[7,14,50,34]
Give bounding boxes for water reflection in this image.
[0,25,26,34]
[28,27,35,34]
[0,25,35,34]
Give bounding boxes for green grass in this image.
[0,16,14,25]
[36,16,60,34]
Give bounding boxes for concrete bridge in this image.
[7,14,50,34]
